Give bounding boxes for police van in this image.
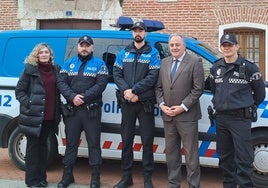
[0,20,267,187]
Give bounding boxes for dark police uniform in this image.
[113,41,160,179]
[210,54,265,187]
[58,55,108,167]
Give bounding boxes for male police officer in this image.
[209,33,265,188]
[113,21,160,188]
[57,35,108,188]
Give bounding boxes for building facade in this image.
[0,0,267,79]
[122,0,268,80]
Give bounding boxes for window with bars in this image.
[225,29,265,78]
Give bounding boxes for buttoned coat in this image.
[15,63,61,137]
[155,52,204,122]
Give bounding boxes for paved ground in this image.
[0,148,222,187]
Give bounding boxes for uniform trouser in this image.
[216,115,254,188]
[164,119,200,188]
[120,102,155,177]
[62,107,102,166]
[25,120,56,186]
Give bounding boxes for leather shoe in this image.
[40,180,48,187]
[113,176,133,188]
[90,182,100,188]
[144,178,154,188]
[28,185,41,188]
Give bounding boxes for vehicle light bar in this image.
[110,16,165,32]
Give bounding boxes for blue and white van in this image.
[0,29,267,187]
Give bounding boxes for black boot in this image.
[90,165,101,188]
[113,175,133,188]
[57,166,75,188]
[144,176,154,188]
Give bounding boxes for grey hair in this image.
[169,33,186,45]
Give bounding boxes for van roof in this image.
[0,29,221,78]
[0,29,205,45]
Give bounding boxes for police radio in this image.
[239,62,246,79]
[207,105,215,126]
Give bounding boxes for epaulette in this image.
[244,58,254,64]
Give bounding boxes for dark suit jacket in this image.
[155,52,204,122]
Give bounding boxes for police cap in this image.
[220,33,238,45]
[78,35,94,45]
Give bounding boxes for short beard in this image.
[78,52,93,63]
[134,36,144,43]
[79,50,89,57]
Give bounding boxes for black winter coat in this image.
[15,63,61,137]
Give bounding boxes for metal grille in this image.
[225,29,265,78]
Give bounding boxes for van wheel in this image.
[252,130,268,188]
[8,127,58,171]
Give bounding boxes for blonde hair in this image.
[24,43,55,65]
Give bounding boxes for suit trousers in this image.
[164,119,200,188]
[25,120,56,186]
[120,102,155,177]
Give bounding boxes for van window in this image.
[185,49,212,79]
[102,52,116,82]
[153,41,213,87]
[1,37,66,77]
[186,49,213,91]
[154,42,170,59]
[64,38,132,83]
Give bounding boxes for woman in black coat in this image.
[15,43,61,188]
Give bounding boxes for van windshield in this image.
[65,37,132,83]
[64,38,132,61]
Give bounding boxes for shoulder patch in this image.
[251,72,262,80]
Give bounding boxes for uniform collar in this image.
[218,54,243,67]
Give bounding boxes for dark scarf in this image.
[38,63,56,120]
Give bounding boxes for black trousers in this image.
[120,102,155,177]
[25,120,56,186]
[62,107,102,167]
[216,114,254,188]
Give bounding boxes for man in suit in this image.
[155,33,204,188]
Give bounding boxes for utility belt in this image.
[216,105,257,122]
[61,102,101,117]
[216,108,244,116]
[115,89,155,113]
[73,102,100,110]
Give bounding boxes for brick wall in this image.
[1,0,267,48]
[122,0,268,47]
[0,0,21,30]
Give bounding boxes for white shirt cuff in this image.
[181,103,188,111]
[159,102,165,107]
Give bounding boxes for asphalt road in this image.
[0,148,222,187]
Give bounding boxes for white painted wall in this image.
[17,0,122,30]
